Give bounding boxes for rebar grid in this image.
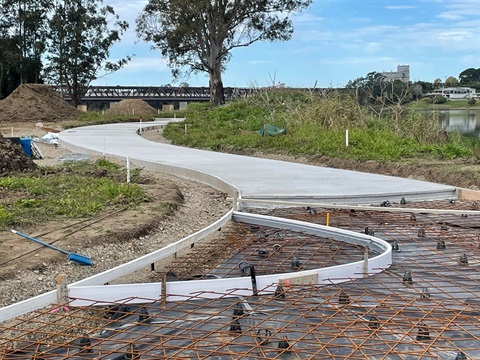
[1,201,479,359]
[154,223,367,282]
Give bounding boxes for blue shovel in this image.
[11,229,93,266]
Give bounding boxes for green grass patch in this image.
[64,109,189,129]
[0,160,148,230]
[407,99,479,110]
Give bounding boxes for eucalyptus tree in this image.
[45,0,130,107]
[0,37,21,98]
[136,0,312,107]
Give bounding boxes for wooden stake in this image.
[56,274,68,306]
[161,274,167,310]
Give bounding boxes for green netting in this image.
[257,124,287,136]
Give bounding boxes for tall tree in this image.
[346,72,387,107]
[459,68,480,89]
[0,0,49,89]
[444,76,459,87]
[433,78,443,89]
[136,0,312,107]
[45,0,130,107]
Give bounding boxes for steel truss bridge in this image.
[53,85,252,102]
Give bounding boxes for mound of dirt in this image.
[0,135,37,175]
[105,99,157,116]
[0,84,79,124]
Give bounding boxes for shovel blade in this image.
[67,253,93,266]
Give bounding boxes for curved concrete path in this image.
[59,120,456,205]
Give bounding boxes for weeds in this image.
[163,89,475,162]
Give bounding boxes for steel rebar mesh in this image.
[1,200,479,359]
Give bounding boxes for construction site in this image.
[1,84,480,359]
[1,199,479,359]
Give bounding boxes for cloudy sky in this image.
[94,0,480,88]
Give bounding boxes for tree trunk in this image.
[209,62,225,107]
[0,63,4,99]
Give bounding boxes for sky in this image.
[93,0,480,88]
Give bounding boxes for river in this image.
[437,109,480,138]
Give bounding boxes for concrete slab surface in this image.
[59,120,456,204]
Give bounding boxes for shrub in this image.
[433,95,447,104]
[468,98,476,106]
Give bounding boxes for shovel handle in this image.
[11,229,69,255]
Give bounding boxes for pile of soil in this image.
[105,99,157,116]
[0,84,79,124]
[0,135,37,175]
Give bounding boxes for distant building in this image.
[380,65,410,83]
[428,87,477,100]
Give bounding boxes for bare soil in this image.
[0,84,79,123]
[105,99,157,116]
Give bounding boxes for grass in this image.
[163,90,475,162]
[0,159,148,230]
[64,109,188,128]
[407,99,479,110]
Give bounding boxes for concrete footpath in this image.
[59,120,456,205]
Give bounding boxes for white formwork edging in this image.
[67,212,392,307]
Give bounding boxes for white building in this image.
[428,87,477,100]
[380,65,410,83]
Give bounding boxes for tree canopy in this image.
[0,0,51,98]
[459,68,480,90]
[136,0,312,107]
[45,0,130,106]
[0,0,129,103]
[444,76,459,87]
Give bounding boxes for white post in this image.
[11,127,13,136]
[139,118,142,134]
[345,129,349,147]
[126,156,131,183]
[363,245,369,277]
[103,137,106,159]
[132,109,135,116]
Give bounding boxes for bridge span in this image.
[53,85,251,103]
